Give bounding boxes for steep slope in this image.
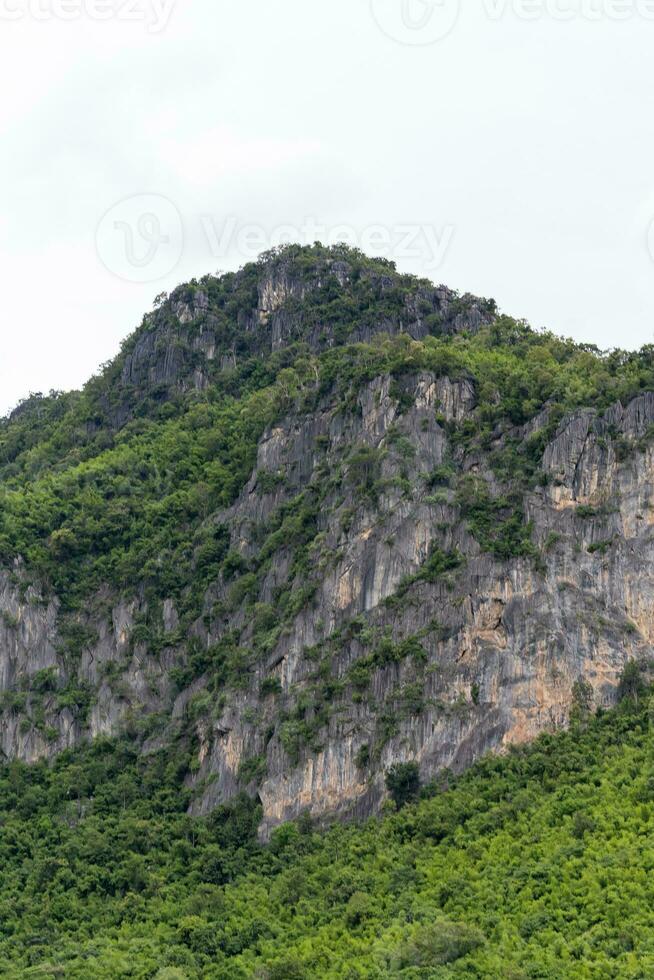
[1,243,654,835]
[0,685,652,978]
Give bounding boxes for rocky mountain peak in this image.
[110,245,495,426]
[1,245,653,839]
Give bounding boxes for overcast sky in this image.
[1,0,654,415]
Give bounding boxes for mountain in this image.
[1,242,654,844]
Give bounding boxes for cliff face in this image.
[1,245,652,837]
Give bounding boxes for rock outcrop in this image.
[1,246,651,837]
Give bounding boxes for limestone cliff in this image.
[0,245,651,836]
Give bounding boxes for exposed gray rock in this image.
[1,367,652,840]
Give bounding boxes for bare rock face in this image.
[0,568,62,760]
[237,383,654,835]
[1,365,653,837]
[0,246,651,837]
[0,569,58,688]
[1,368,653,835]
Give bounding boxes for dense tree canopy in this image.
[0,686,652,978]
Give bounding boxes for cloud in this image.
[1,0,654,414]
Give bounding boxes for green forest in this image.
[0,671,651,979]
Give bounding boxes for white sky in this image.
[2,0,654,415]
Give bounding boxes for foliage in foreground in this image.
[1,686,653,978]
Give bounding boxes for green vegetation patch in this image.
[0,673,653,976]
